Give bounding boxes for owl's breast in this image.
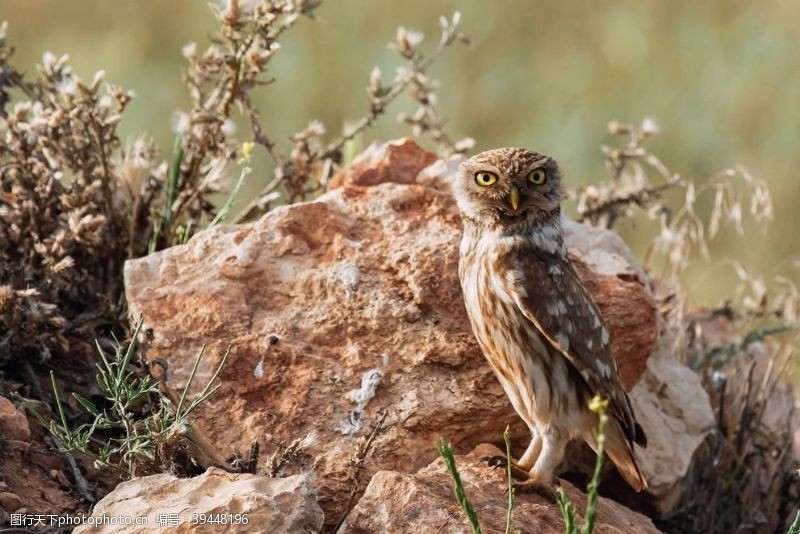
[459,235,584,426]
[460,241,535,375]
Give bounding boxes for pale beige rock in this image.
[124,140,658,527]
[628,321,716,515]
[0,396,30,442]
[415,154,464,192]
[73,468,322,534]
[341,443,662,534]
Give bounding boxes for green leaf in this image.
[72,392,100,416]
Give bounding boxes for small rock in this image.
[0,396,30,442]
[0,491,24,512]
[51,469,71,488]
[74,468,322,534]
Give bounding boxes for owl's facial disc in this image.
[455,148,564,227]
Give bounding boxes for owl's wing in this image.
[503,242,643,446]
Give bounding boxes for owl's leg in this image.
[513,432,566,501]
[516,430,542,471]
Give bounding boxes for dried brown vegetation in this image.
[572,120,799,533]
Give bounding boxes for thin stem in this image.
[210,167,250,226]
[582,413,607,534]
[161,136,184,243]
[176,344,206,419]
[437,440,482,534]
[194,345,231,402]
[503,426,515,534]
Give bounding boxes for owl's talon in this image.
[481,455,529,480]
[481,455,507,469]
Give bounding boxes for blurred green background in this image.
[3,0,799,308]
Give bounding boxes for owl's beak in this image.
[508,186,521,211]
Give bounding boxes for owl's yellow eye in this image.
[528,169,547,185]
[474,171,498,187]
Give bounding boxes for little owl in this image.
[453,147,647,496]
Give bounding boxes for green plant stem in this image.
[182,345,231,418]
[161,136,184,242]
[437,440,482,534]
[175,344,206,419]
[557,488,577,534]
[582,410,608,534]
[210,166,250,226]
[503,426,514,534]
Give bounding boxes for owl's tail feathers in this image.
[584,420,648,493]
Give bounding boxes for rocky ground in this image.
[2,138,797,532]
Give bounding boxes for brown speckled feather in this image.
[494,234,642,446]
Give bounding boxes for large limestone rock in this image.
[74,469,323,533]
[341,443,662,533]
[124,139,660,526]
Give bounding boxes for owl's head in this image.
[453,147,563,229]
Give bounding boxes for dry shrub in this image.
[571,119,798,533]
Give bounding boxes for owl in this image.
[452,147,647,496]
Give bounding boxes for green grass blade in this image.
[73,392,100,417]
[117,316,144,384]
[50,371,72,441]
[209,166,250,227]
[437,440,482,534]
[175,344,206,419]
[557,487,577,534]
[787,510,800,534]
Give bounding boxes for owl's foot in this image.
[481,455,529,480]
[511,477,559,502]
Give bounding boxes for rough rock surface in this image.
[627,325,716,516]
[74,468,322,534]
[328,137,438,189]
[341,443,662,533]
[124,139,661,526]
